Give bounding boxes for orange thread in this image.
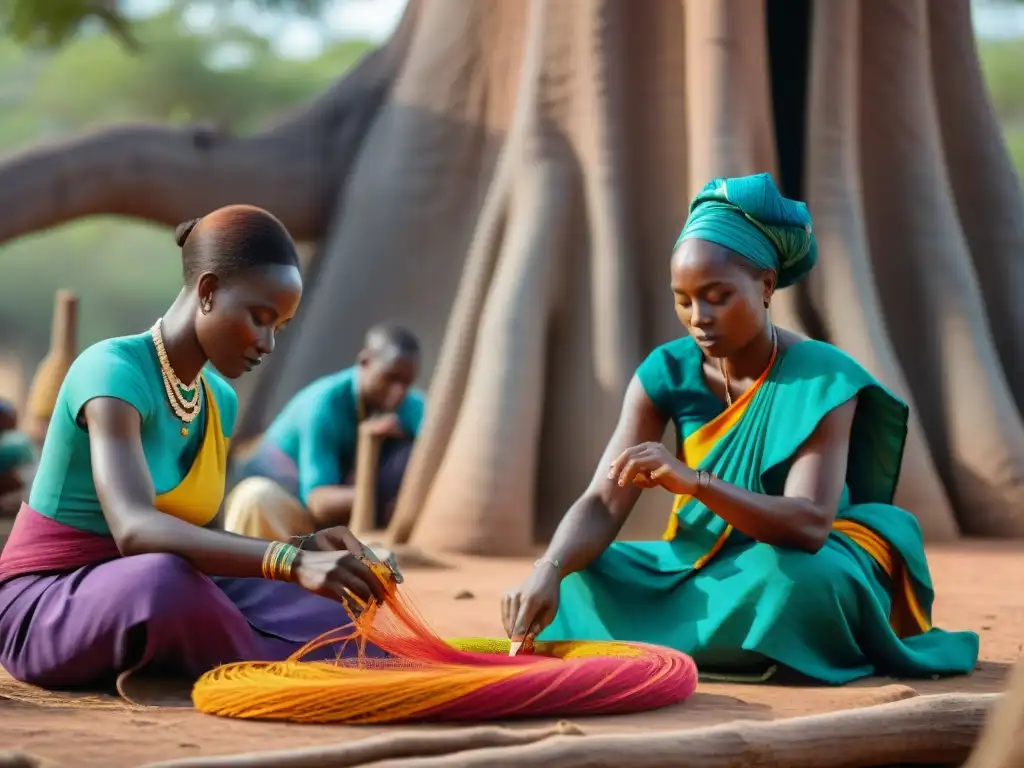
[192,563,699,724]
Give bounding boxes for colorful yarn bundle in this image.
[192,563,699,724]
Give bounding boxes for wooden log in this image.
[365,692,995,768]
[350,423,383,537]
[141,722,583,768]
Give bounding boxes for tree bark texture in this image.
[5,0,1024,553]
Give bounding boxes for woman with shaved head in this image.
[0,205,390,691]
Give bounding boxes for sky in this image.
[125,0,1021,61]
[126,0,408,59]
[974,0,1024,39]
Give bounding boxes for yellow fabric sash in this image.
[660,349,930,638]
[832,519,931,636]
[153,376,229,526]
[661,345,778,555]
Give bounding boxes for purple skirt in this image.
[0,552,385,689]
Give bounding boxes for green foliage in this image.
[25,11,370,133]
[977,38,1024,182]
[0,4,372,374]
[978,37,1024,122]
[1,0,329,51]
[3,0,139,50]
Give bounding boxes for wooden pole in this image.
[350,423,382,536]
[24,290,78,445]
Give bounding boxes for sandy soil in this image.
[0,542,1020,767]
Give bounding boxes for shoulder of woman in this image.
[65,334,158,417]
[776,339,909,417]
[73,334,149,370]
[779,339,875,383]
[638,336,699,378]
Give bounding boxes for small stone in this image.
[180,427,188,437]
[454,589,475,600]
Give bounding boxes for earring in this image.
[201,297,212,314]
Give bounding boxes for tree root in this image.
[384,0,549,546]
[0,12,407,250]
[859,0,1024,536]
[361,693,994,768]
[140,721,583,768]
[803,0,958,539]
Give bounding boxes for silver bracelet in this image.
[695,469,714,493]
[534,557,561,575]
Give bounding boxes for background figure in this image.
[0,399,35,517]
[225,324,425,538]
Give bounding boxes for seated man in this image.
[0,399,35,517]
[225,324,425,540]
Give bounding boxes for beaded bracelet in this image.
[262,541,300,581]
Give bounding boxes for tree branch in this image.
[0,123,329,243]
[0,7,418,246]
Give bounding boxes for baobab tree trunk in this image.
[0,0,1021,554]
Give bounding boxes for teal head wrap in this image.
[674,173,817,288]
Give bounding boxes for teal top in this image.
[636,335,726,448]
[262,365,426,505]
[29,332,238,535]
[0,431,35,473]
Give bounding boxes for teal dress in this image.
[540,337,980,684]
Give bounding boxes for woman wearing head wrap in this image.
[0,206,391,691]
[502,174,979,684]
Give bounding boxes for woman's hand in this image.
[502,561,562,642]
[609,442,695,495]
[285,525,389,610]
[291,547,388,611]
[299,525,366,554]
[293,526,404,584]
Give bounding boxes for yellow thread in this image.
[192,562,698,724]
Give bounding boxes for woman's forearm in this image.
[120,509,290,578]
[542,494,627,577]
[694,477,831,552]
[306,484,356,527]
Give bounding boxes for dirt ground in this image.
[0,541,1020,767]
